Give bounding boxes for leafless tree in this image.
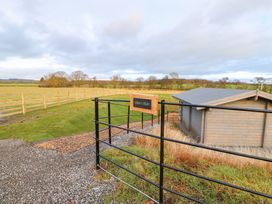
[136,77,144,82]
[71,70,89,87]
[254,77,266,90]
[219,77,229,83]
[148,75,157,81]
[111,75,124,81]
[169,72,179,79]
[52,71,69,78]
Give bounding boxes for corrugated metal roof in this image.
[173,88,253,105]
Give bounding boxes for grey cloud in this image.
[0,17,43,60]
[0,0,272,79]
[207,0,272,24]
[102,12,142,40]
[47,32,90,55]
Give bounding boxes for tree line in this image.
[39,70,272,93]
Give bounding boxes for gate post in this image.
[127,106,130,134]
[141,112,144,129]
[159,100,165,203]
[108,102,112,144]
[95,97,100,170]
[158,110,160,124]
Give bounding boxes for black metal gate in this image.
[93,97,272,203]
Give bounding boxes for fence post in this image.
[108,102,112,144]
[43,95,47,109]
[127,106,130,134]
[141,112,144,129]
[95,97,100,170]
[76,91,79,101]
[151,114,154,126]
[21,93,26,115]
[159,99,165,204]
[57,91,60,105]
[167,110,169,122]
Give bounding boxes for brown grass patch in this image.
[34,120,155,153]
[133,123,272,171]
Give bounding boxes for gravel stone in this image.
[0,128,145,204]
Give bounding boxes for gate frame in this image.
[93,97,272,204]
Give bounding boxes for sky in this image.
[0,0,272,81]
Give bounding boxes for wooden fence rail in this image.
[0,88,119,117]
[0,88,178,118]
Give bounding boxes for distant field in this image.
[0,87,179,118]
[0,83,38,87]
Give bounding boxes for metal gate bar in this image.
[98,164,159,203]
[94,98,272,203]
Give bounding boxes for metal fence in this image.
[93,97,272,203]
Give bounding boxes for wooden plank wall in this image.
[204,98,266,147]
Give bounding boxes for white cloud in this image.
[0,55,68,78]
[186,71,272,81]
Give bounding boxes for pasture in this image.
[0,93,176,142]
[0,86,178,118]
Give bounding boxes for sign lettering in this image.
[133,98,152,109]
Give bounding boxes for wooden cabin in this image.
[173,88,272,147]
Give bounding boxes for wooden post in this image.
[261,101,268,147]
[57,91,60,105]
[76,90,79,101]
[21,93,26,115]
[43,95,47,109]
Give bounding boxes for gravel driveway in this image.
[0,133,136,204]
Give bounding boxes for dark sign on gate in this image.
[133,98,152,109]
[130,94,158,115]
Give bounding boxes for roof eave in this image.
[257,91,272,101]
[204,91,257,106]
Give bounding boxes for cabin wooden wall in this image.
[204,98,266,147]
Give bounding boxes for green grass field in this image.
[0,94,176,142]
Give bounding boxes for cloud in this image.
[0,0,272,80]
[0,55,68,79]
[103,11,142,40]
[0,12,43,60]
